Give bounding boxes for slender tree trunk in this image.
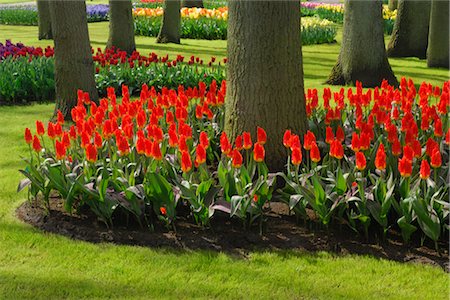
[427,0,449,68]
[106,0,136,55]
[49,0,98,120]
[182,0,203,8]
[157,0,181,44]
[387,0,431,59]
[388,0,398,10]
[37,0,52,40]
[225,0,307,171]
[327,0,398,87]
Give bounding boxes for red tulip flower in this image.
[310,141,321,163]
[420,160,431,180]
[86,144,97,163]
[351,133,360,152]
[36,120,45,136]
[325,126,334,144]
[434,118,443,137]
[152,141,162,160]
[257,127,267,144]
[55,140,66,160]
[375,143,386,171]
[240,131,251,150]
[283,130,292,148]
[291,147,302,166]
[336,126,345,142]
[195,144,207,165]
[303,130,316,151]
[24,128,32,144]
[220,132,232,155]
[330,139,344,160]
[253,143,265,162]
[181,151,192,173]
[430,148,442,168]
[160,207,167,216]
[235,135,243,151]
[32,135,42,152]
[199,131,209,149]
[355,152,366,171]
[398,156,412,178]
[231,149,243,168]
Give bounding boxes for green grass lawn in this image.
[0,22,449,299]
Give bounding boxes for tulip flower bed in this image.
[134,15,337,43]
[301,3,396,35]
[0,4,109,26]
[0,41,226,103]
[19,78,449,247]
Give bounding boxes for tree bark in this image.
[182,0,203,8]
[157,0,181,44]
[427,0,449,68]
[37,0,52,40]
[49,0,98,120]
[387,0,431,59]
[388,0,398,10]
[106,0,136,55]
[327,0,398,87]
[225,0,307,171]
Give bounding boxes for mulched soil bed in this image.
[17,198,449,271]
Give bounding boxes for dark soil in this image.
[17,199,449,271]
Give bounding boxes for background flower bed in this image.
[0,4,109,25]
[20,78,449,248]
[134,15,337,43]
[0,41,226,104]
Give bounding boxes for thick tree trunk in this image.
[37,0,52,40]
[388,0,398,10]
[225,0,307,171]
[157,0,181,44]
[387,0,431,59]
[182,0,203,8]
[327,0,398,87]
[106,0,136,55]
[49,0,98,120]
[427,0,449,68]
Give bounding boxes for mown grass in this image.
[0,21,449,299]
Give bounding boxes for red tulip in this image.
[220,132,231,155]
[235,135,243,151]
[181,151,192,173]
[253,143,265,162]
[434,117,443,137]
[375,143,386,171]
[430,148,442,168]
[445,128,450,145]
[32,135,42,152]
[420,160,430,180]
[199,131,209,149]
[160,207,167,216]
[283,130,292,148]
[85,144,97,163]
[231,149,243,168]
[355,152,366,171]
[336,126,345,142]
[398,156,412,178]
[303,130,316,151]
[325,126,334,144]
[36,120,45,136]
[24,128,32,144]
[55,140,66,160]
[242,131,252,150]
[351,133,360,152]
[310,141,321,163]
[291,147,302,166]
[330,139,344,160]
[152,141,162,160]
[195,144,207,165]
[257,127,267,144]
[57,110,65,124]
[403,145,414,162]
[391,138,402,156]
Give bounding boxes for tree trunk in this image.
[388,0,398,10]
[327,0,398,87]
[427,0,449,68]
[49,0,98,120]
[387,0,431,59]
[37,0,52,40]
[106,0,136,55]
[225,0,307,171]
[157,0,181,44]
[182,0,203,8]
